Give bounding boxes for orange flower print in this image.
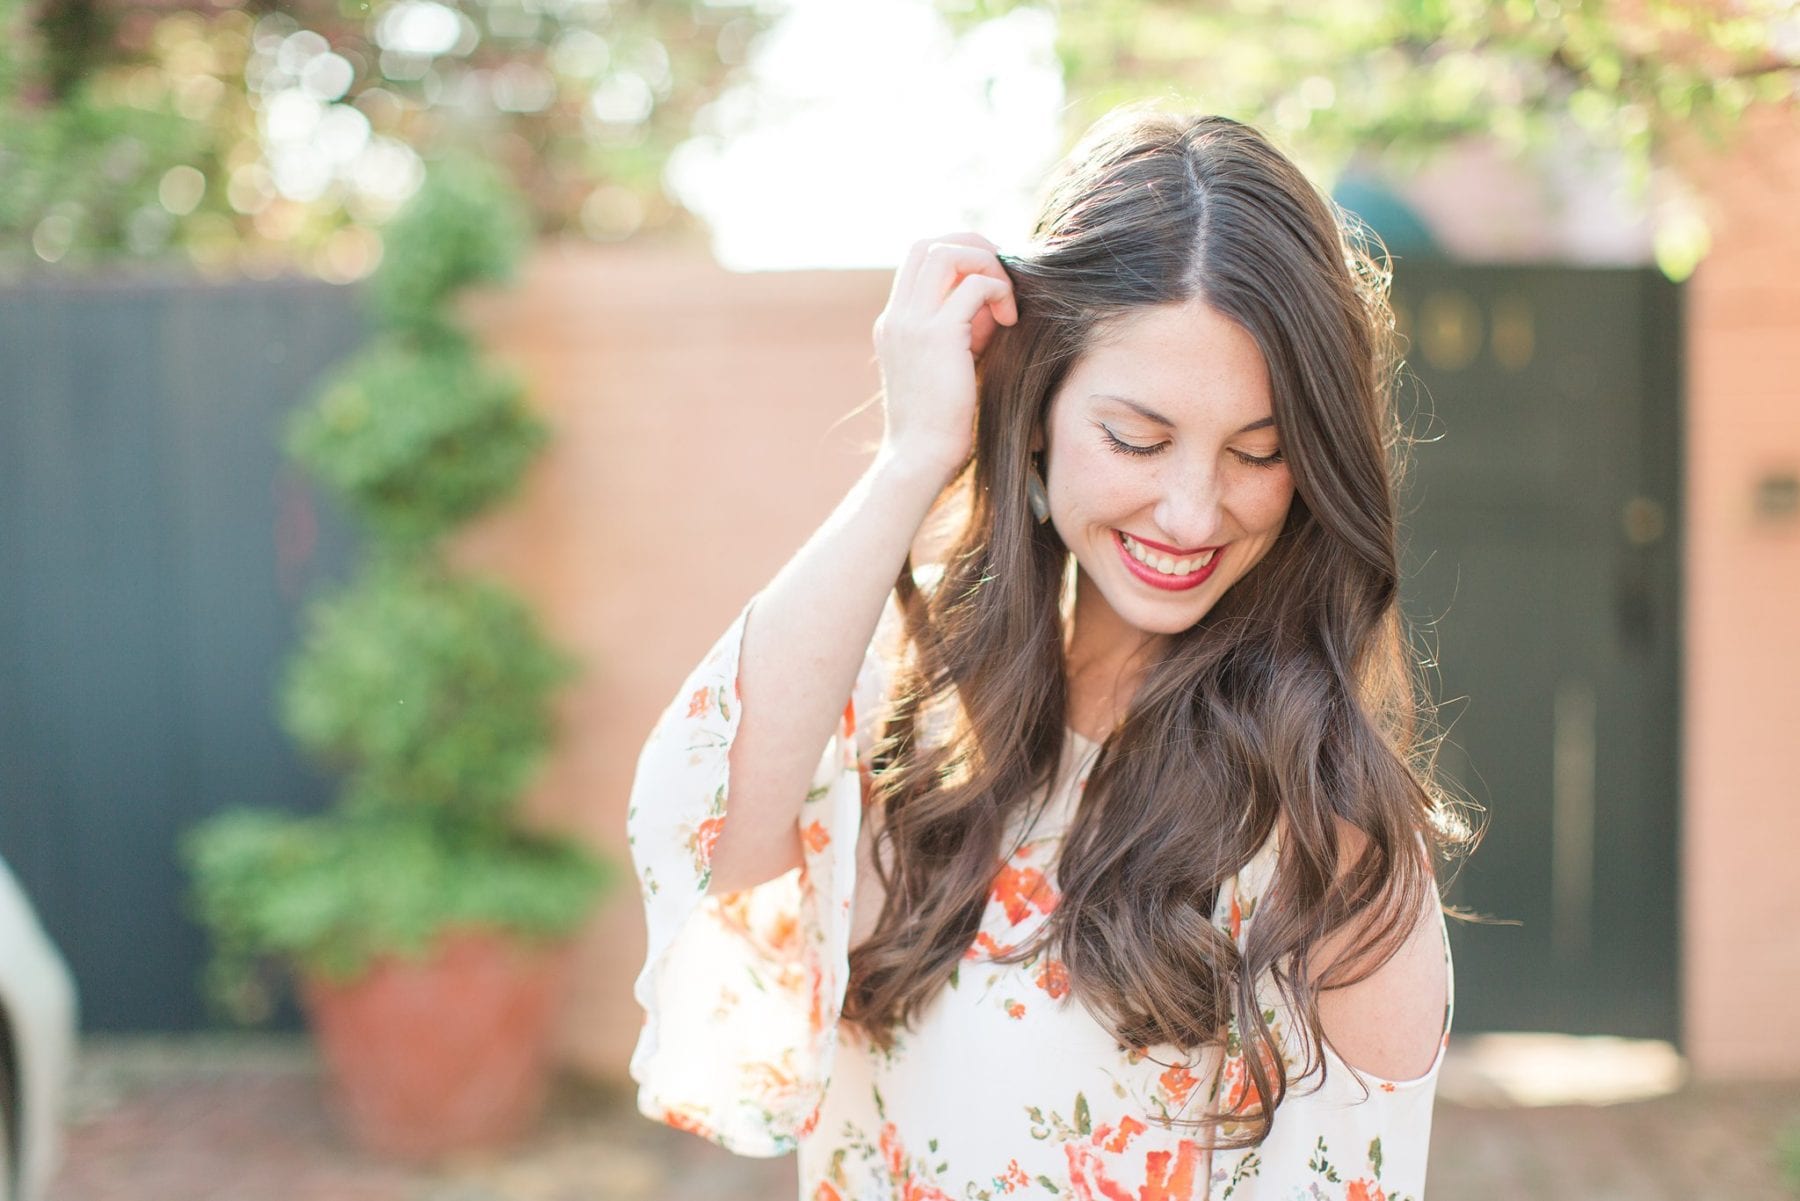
[686,685,712,718]
[812,1184,842,1201]
[1228,890,1243,941]
[878,1122,955,1201]
[661,1105,713,1137]
[992,863,1058,924]
[742,1059,805,1119]
[841,696,856,739]
[965,930,1016,961]
[795,1102,822,1140]
[996,1158,1031,1192]
[1159,1063,1199,1108]
[802,819,832,853]
[1219,1052,1260,1116]
[807,958,826,1034]
[762,907,801,958]
[880,1121,906,1179]
[905,1181,953,1201]
[711,890,804,962]
[1064,1117,1202,1201]
[1035,957,1071,999]
[694,815,725,868]
[1219,1034,1284,1117]
[1103,1115,1147,1152]
[1347,1181,1386,1201]
[1006,1000,1027,1019]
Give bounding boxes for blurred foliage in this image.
[286,156,546,543]
[288,337,546,543]
[946,0,1798,180]
[943,0,1799,279]
[184,807,612,1022]
[362,152,531,331]
[4,0,1792,282]
[0,0,771,278]
[183,144,610,1023]
[277,557,580,824]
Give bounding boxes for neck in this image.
[1062,562,1167,725]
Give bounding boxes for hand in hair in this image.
[872,231,1018,492]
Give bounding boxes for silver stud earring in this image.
[1026,455,1051,524]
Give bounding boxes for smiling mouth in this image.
[1117,530,1217,575]
[1111,529,1225,592]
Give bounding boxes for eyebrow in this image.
[1091,393,1276,436]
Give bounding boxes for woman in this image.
[626,105,1472,1201]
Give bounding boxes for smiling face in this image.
[1036,295,1297,661]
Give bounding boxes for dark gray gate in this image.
[1392,264,1683,1042]
[0,273,366,1031]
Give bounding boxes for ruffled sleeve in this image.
[624,588,899,1156]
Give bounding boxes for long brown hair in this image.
[841,104,1477,1149]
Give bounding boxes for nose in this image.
[1151,457,1226,551]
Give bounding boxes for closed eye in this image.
[1101,424,1286,469]
[1100,425,1162,457]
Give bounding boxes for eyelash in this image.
[1099,424,1287,469]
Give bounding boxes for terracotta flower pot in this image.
[297,924,577,1159]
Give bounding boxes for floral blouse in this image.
[626,589,1454,1201]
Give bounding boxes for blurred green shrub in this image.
[288,340,546,547]
[186,808,610,1022]
[362,155,532,337]
[183,151,611,1023]
[278,557,579,824]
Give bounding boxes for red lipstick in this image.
[1112,529,1224,592]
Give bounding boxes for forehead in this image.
[1064,298,1274,423]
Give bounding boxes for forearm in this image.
[706,447,947,894]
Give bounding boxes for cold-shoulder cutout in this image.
[1295,815,1454,1089]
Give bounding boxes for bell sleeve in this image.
[624,587,899,1156]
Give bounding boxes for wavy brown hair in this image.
[839,105,1477,1149]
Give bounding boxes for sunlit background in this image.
[10,0,1787,277]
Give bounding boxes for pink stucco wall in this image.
[1676,104,1800,1078]
[453,240,892,1075]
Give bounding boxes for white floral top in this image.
[626,590,1454,1201]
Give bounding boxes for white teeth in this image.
[1119,532,1216,576]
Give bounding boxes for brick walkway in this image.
[51,1035,1800,1200]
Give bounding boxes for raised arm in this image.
[704,231,1019,896]
[703,452,941,895]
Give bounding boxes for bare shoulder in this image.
[1309,817,1448,1083]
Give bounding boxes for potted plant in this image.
[182,153,614,1160]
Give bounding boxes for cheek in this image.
[1223,472,1296,542]
[1051,444,1138,513]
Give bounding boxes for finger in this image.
[970,304,999,357]
[940,272,1012,331]
[911,244,1015,318]
[891,232,992,307]
[889,238,933,308]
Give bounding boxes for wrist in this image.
[871,441,961,495]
